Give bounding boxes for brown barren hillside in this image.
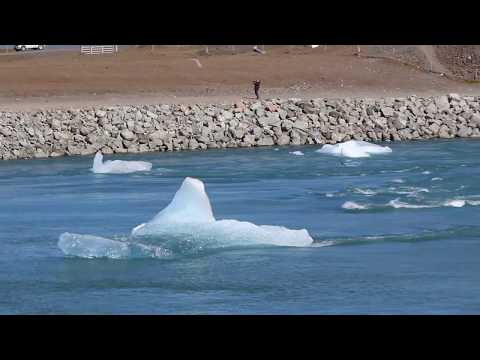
[0,45,479,111]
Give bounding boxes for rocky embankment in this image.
[1,94,480,160]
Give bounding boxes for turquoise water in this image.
[1,139,480,314]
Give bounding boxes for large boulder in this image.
[469,113,480,128]
[0,127,12,137]
[390,116,407,130]
[120,129,135,141]
[276,134,290,145]
[257,136,275,146]
[457,126,472,137]
[434,95,450,112]
[380,107,394,117]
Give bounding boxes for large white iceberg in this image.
[316,140,392,158]
[58,177,313,259]
[92,152,152,174]
[131,177,313,247]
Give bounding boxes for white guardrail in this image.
[80,45,118,55]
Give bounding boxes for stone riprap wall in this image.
[1,94,480,160]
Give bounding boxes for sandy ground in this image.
[0,45,479,111]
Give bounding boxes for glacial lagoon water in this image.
[1,139,480,314]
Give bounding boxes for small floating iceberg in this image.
[342,201,368,210]
[316,140,392,158]
[443,199,466,208]
[92,152,152,174]
[58,177,313,259]
[289,151,304,156]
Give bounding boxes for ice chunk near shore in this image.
[316,140,392,158]
[92,152,152,174]
[289,151,304,156]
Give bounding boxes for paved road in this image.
[0,46,78,56]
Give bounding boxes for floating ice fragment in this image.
[387,199,433,209]
[431,177,443,181]
[443,200,466,208]
[58,233,171,259]
[131,177,313,247]
[289,151,304,156]
[92,152,152,174]
[58,233,130,259]
[353,188,377,196]
[342,201,368,210]
[58,177,313,258]
[316,140,392,158]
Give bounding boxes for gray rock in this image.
[439,125,450,138]
[222,111,234,120]
[391,116,407,130]
[188,138,199,150]
[448,93,461,102]
[435,96,450,112]
[243,134,256,145]
[425,102,437,113]
[281,120,293,131]
[250,102,262,111]
[257,136,275,146]
[276,134,290,145]
[429,123,440,134]
[252,127,263,139]
[230,128,245,140]
[120,129,135,141]
[257,116,280,128]
[146,111,158,119]
[95,110,107,118]
[0,127,12,137]
[302,104,317,114]
[380,107,394,117]
[469,114,480,128]
[331,132,346,142]
[80,126,94,136]
[51,119,62,130]
[457,126,472,137]
[293,120,308,130]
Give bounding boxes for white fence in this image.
[80,45,118,55]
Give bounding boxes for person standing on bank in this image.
[253,80,261,100]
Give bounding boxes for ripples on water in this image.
[1,139,480,314]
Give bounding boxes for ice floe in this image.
[340,197,480,211]
[342,201,368,210]
[58,177,313,258]
[131,177,313,247]
[316,140,392,158]
[92,152,152,174]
